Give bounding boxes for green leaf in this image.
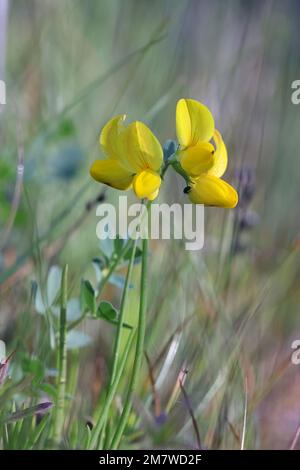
[96,301,118,322]
[80,280,96,314]
[95,301,132,329]
[39,383,58,400]
[114,236,126,255]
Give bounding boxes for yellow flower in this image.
[176,98,238,208]
[90,115,163,200]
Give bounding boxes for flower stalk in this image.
[110,206,149,449]
[88,330,135,449]
[90,235,138,448]
[53,264,68,447]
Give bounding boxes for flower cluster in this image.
[90,98,238,208]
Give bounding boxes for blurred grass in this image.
[1,0,300,450]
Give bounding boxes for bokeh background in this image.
[1,0,300,449]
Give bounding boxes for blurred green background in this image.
[1,0,300,450]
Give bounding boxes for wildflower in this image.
[234,166,256,207]
[35,401,54,424]
[232,167,259,254]
[176,98,238,208]
[90,115,163,200]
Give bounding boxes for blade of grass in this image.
[90,221,140,448]
[53,264,68,447]
[88,330,135,449]
[0,181,89,286]
[110,210,149,449]
[179,371,202,450]
[37,30,168,136]
[28,414,51,449]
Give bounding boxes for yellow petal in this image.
[188,174,238,208]
[132,169,161,199]
[208,130,228,178]
[90,159,133,190]
[147,188,159,201]
[176,98,215,147]
[180,142,215,177]
[123,121,163,172]
[99,114,126,160]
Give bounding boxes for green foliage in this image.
[96,301,118,322]
[1,0,300,452]
[80,280,96,315]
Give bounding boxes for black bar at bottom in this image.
[0,450,299,466]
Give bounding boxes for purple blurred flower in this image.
[155,412,167,426]
[238,210,260,230]
[232,166,259,255]
[5,402,53,424]
[234,167,256,206]
[35,401,53,414]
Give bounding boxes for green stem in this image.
[53,264,68,447]
[110,231,149,449]
[90,236,138,448]
[110,239,138,385]
[88,330,135,449]
[171,160,191,186]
